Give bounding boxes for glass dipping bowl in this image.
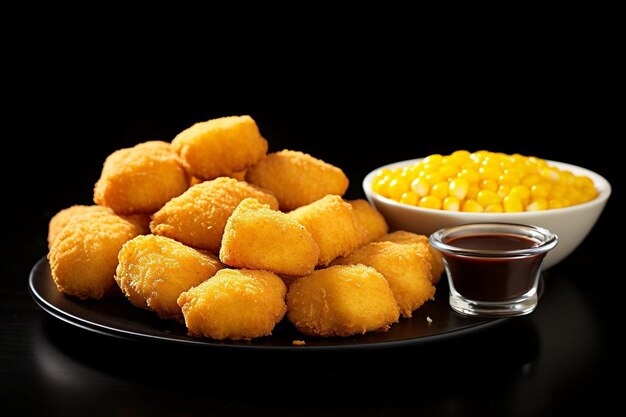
[430,223,558,317]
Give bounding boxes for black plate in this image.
[29,257,505,350]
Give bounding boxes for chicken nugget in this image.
[332,241,435,318]
[348,199,388,244]
[177,269,287,340]
[48,210,145,299]
[246,150,349,211]
[377,231,444,283]
[172,115,267,180]
[219,198,319,276]
[48,205,111,247]
[94,141,189,214]
[286,195,365,266]
[115,235,222,321]
[150,177,278,252]
[286,265,399,337]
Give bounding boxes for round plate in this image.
[29,257,505,350]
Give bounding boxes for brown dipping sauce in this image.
[443,233,545,302]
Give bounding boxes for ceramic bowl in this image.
[363,159,611,269]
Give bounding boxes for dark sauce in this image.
[443,233,544,302]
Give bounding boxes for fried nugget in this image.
[377,231,445,283]
[286,195,365,266]
[150,177,278,253]
[177,269,287,340]
[48,205,111,247]
[219,198,319,276]
[348,199,388,244]
[172,115,267,180]
[115,235,222,321]
[332,241,435,318]
[286,265,400,337]
[94,141,189,214]
[245,150,349,211]
[48,210,145,299]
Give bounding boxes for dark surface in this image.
[0,105,616,416]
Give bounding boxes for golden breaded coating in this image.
[219,198,320,276]
[286,195,365,266]
[348,199,388,244]
[172,115,267,180]
[245,150,349,211]
[150,177,279,253]
[332,241,435,318]
[94,141,189,214]
[115,235,223,321]
[377,231,445,283]
[190,170,246,186]
[286,265,400,337]
[177,269,287,340]
[48,211,145,299]
[48,205,111,247]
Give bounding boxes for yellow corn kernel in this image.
[467,184,480,200]
[549,183,567,199]
[462,199,484,212]
[387,177,410,199]
[439,164,460,179]
[373,177,390,197]
[580,188,598,202]
[476,189,501,207]
[503,195,524,212]
[410,177,430,197]
[498,173,520,185]
[443,196,461,211]
[558,170,575,186]
[480,179,498,192]
[400,191,419,206]
[377,168,393,178]
[431,181,450,199]
[497,184,513,197]
[504,167,526,180]
[574,175,595,189]
[399,169,417,183]
[530,183,550,199]
[423,162,440,173]
[509,185,531,204]
[484,203,504,213]
[528,156,548,168]
[425,172,444,184]
[423,154,443,167]
[449,178,470,199]
[419,195,442,210]
[522,174,542,187]
[527,198,548,211]
[541,167,560,182]
[479,165,500,181]
[457,168,480,184]
[450,150,471,163]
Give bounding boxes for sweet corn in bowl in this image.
[363,152,611,269]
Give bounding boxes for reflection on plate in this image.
[29,257,504,350]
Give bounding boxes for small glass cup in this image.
[430,223,558,317]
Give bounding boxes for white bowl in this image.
[363,159,611,269]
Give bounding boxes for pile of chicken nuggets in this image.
[47,115,443,341]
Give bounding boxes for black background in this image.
[0,85,617,416]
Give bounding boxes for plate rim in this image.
[29,257,506,351]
